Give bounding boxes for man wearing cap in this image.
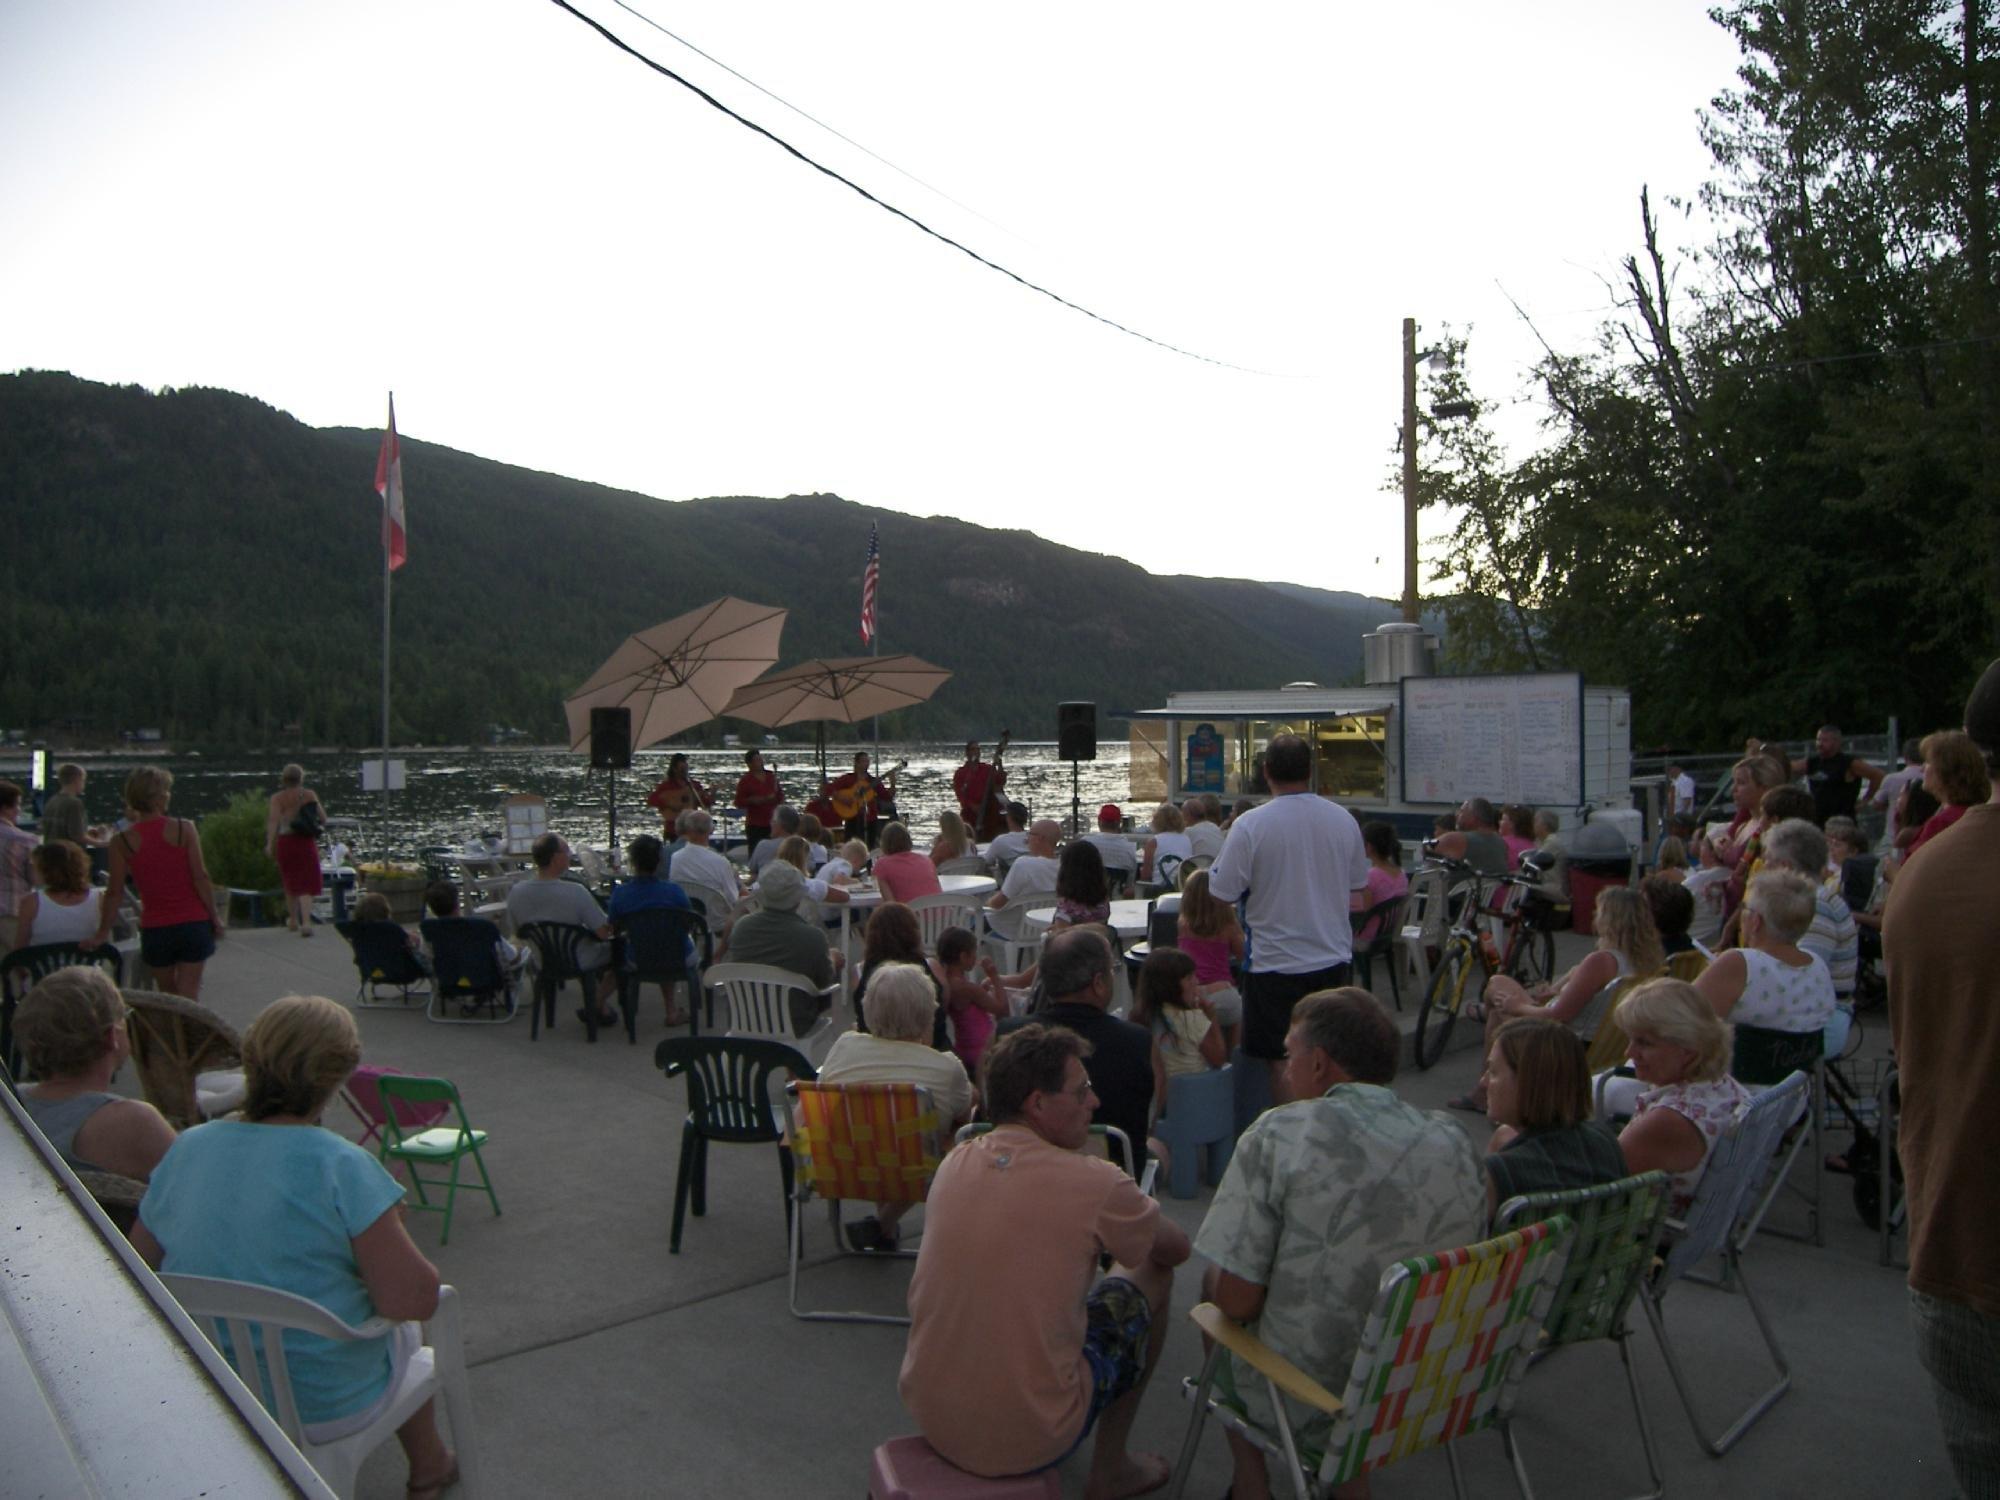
[728,862,840,992]
[1888,659,2000,1497]
[1083,806,1140,893]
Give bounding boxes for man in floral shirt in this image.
[1194,988,1483,1497]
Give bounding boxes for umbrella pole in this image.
[607,766,617,881]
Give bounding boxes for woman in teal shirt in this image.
[132,995,458,1499]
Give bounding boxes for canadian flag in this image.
[374,394,407,571]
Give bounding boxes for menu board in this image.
[1399,674,1583,806]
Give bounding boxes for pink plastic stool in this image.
[868,1436,1061,1499]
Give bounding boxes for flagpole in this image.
[379,392,394,866]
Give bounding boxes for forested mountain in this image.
[1,372,1397,747]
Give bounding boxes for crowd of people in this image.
[8,678,1998,1497]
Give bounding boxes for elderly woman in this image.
[1480,1016,1627,1218]
[1451,886,1664,1112]
[265,763,325,937]
[16,967,177,1181]
[131,996,458,1499]
[1905,728,1992,859]
[1139,803,1193,885]
[815,962,975,1251]
[871,821,943,906]
[1694,869,1836,1080]
[87,767,224,1001]
[1608,979,1752,1216]
[18,839,104,947]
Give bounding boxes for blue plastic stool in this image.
[869,1436,1061,1498]
[1231,1046,1274,1137]
[1154,1065,1238,1198]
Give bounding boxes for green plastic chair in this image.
[1495,1171,1673,1500]
[372,1074,500,1246]
[1167,1217,1576,1500]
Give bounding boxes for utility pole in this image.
[1401,317,1420,624]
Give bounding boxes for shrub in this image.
[200,790,282,891]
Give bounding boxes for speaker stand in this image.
[1071,759,1081,840]
[606,767,618,881]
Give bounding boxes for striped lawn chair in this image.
[1496,1172,1674,1500]
[1168,1217,1577,1500]
[787,1081,949,1325]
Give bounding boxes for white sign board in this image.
[360,758,407,793]
[1399,674,1584,807]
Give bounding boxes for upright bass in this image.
[962,731,1011,842]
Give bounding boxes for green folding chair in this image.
[372,1074,500,1246]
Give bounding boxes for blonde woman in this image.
[1607,978,1751,1215]
[87,767,223,1001]
[265,763,325,936]
[928,809,971,868]
[131,996,458,1498]
[1451,885,1664,1112]
[1139,802,1193,885]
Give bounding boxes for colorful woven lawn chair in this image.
[1166,1218,1577,1500]
[1495,1172,1673,1500]
[787,1080,950,1324]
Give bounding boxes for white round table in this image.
[1022,898,1152,942]
[833,873,996,1002]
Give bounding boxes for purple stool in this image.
[868,1436,1062,1499]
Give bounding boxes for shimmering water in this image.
[20,742,1135,861]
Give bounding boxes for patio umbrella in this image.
[723,654,953,778]
[564,597,788,753]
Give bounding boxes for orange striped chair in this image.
[1167,1217,1577,1499]
[787,1081,950,1325]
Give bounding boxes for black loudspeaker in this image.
[1057,701,1097,762]
[590,707,633,770]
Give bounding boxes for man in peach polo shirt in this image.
[900,1025,1191,1498]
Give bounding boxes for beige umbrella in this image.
[564,597,788,752]
[723,655,953,778]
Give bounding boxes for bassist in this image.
[954,734,1010,842]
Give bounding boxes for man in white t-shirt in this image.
[986,818,1061,939]
[669,811,742,902]
[984,801,1032,868]
[1666,761,1697,817]
[1207,734,1369,1100]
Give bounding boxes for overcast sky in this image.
[2,1,1741,597]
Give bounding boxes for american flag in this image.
[859,523,879,644]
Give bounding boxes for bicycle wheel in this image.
[1415,942,1472,1070]
[1506,925,1555,988]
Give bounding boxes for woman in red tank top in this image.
[87,766,224,1000]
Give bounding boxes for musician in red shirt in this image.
[952,739,1008,839]
[732,749,784,856]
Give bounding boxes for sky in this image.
[1,1,1743,597]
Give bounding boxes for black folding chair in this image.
[335,920,430,1009]
[419,917,521,1025]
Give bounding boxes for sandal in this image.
[407,1456,459,1500]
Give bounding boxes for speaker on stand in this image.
[591,707,633,874]
[1057,702,1096,837]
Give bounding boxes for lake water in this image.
[15,742,1135,861]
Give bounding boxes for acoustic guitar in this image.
[829,760,907,822]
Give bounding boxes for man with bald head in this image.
[986,818,1062,941]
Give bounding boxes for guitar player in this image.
[826,750,899,847]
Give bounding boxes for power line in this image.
[544,0,1267,374]
[607,0,1024,244]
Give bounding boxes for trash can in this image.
[1568,820,1634,935]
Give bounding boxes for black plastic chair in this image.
[516,921,607,1041]
[335,921,431,1009]
[1349,894,1407,1010]
[419,917,520,1025]
[612,907,712,1044]
[655,1035,814,1254]
[2,943,124,1078]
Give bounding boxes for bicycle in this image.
[1412,849,1562,1070]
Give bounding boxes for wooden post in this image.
[1401,317,1420,624]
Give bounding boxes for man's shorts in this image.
[1049,1276,1153,1465]
[142,919,217,969]
[1242,964,1352,1060]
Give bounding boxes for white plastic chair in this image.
[679,880,742,937]
[161,1274,482,1500]
[937,854,992,877]
[907,891,986,955]
[982,893,1057,973]
[706,962,838,1066]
